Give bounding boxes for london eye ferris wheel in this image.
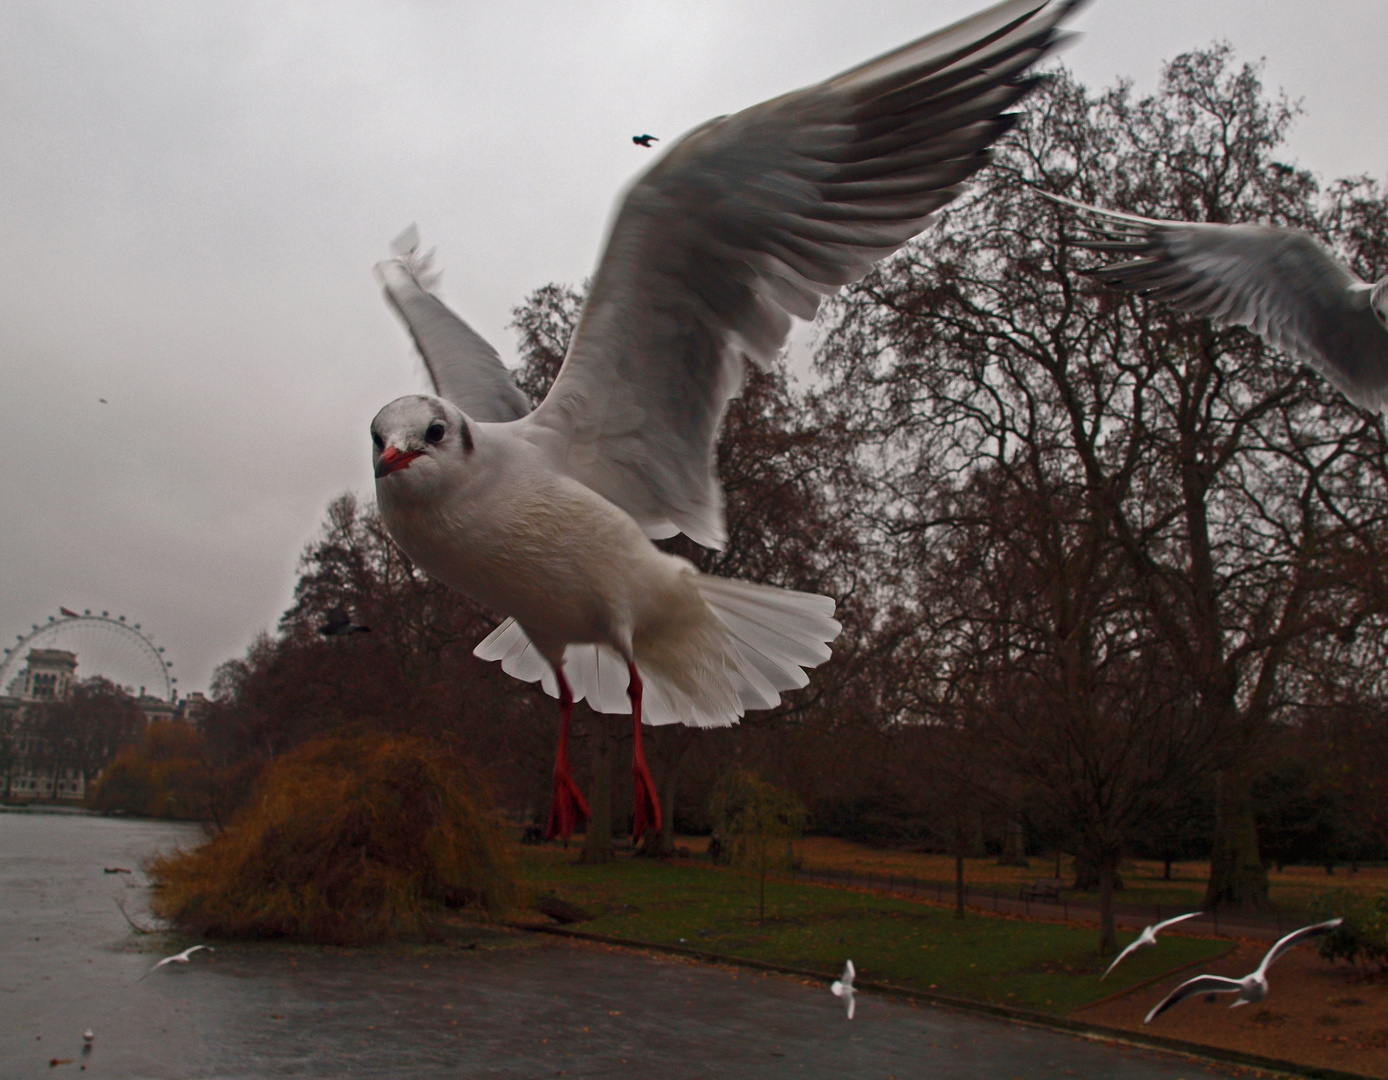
[0,608,176,701]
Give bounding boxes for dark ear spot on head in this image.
[460,421,474,454]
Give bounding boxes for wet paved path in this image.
[2,811,1243,1079]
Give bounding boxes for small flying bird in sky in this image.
[831,959,856,1019]
[1144,918,1343,1023]
[141,944,213,979]
[316,606,371,637]
[372,0,1082,845]
[1041,191,1388,414]
[82,1029,94,1044]
[1101,911,1203,979]
[98,398,108,404]
[632,134,658,147]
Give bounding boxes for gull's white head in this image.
[1372,277,1388,327]
[371,394,474,500]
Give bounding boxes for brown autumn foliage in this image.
[148,733,516,944]
[88,720,214,820]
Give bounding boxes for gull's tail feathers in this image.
[472,576,840,727]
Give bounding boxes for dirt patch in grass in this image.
[788,836,1388,916]
[1074,938,1388,1077]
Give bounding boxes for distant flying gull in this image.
[632,134,658,147]
[99,398,108,404]
[83,1029,94,1043]
[371,0,1083,843]
[141,944,213,979]
[831,959,856,1019]
[316,606,371,637]
[1144,918,1342,1022]
[1101,910,1202,980]
[1041,192,1388,414]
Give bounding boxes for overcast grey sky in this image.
[2,1,1385,695]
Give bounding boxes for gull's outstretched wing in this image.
[140,956,176,979]
[1042,192,1388,414]
[376,226,532,423]
[1255,918,1343,977]
[1151,910,1203,935]
[843,959,855,986]
[520,0,1083,548]
[1144,975,1245,1024]
[1100,936,1146,980]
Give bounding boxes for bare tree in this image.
[816,50,1388,913]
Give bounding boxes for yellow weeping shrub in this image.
[149,734,516,945]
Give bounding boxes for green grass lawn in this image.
[518,847,1230,1015]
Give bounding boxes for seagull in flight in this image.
[141,944,213,979]
[1144,918,1342,1023]
[1101,911,1202,980]
[372,0,1083,844]
[831,959,856,1019]
[1041,192,1388,414]
[632,134,658,147]
[316,606,372,638]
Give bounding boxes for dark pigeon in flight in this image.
[317,606,371,638]
[632,134,658,147]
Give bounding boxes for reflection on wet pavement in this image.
[2,813,1236,1079]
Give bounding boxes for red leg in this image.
[628,662,662,841]
[545,668,591,843]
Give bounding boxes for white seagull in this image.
[141,944,213,979]
[831,959,857,1019]
[1144,918,1343,1023]
[372,0,1083,841]
[1101,910,1202,980]
[1041,192,1388,413]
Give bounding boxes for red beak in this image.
[375,446,422,478]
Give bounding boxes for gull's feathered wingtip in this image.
[390,222,422,259]
[823,0,1083,95]
[377,238,442,302]
[380,224,441,294]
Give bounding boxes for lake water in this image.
[0,812,1238,1079]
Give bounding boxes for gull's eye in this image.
[425,422,446,444]
[371,431,384,450]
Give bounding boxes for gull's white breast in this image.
[378,430,689,652]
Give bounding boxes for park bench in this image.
[1019,878,1064,902]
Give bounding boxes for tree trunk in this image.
[650,728,695,858]
[954,826,966,920]
[653,769,679,856]
[966,808,985,857]
[579,719,614,865]
[1203,767,1270,912]
[998,819,1028,866]
[1098,859,1117,956]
